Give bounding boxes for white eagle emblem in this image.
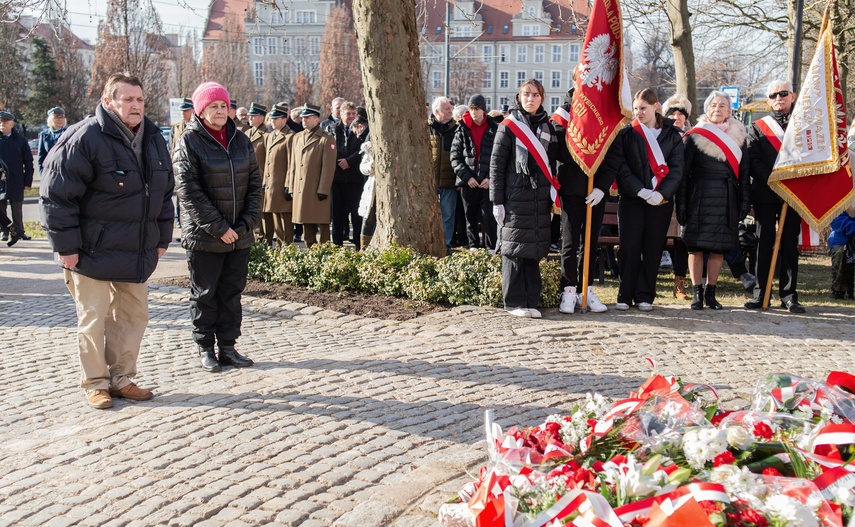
[579,33,619,91]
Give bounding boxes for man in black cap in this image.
[38,107,67,173]
[245,103,268,239]
[230,99,250,133]
[0,110,34,246]
[169,98,193,155]
[287,103,336,247]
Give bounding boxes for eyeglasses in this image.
[768,90,791,99]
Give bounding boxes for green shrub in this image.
[358,244,416,296]
[310,248,362,292]
[402,255,446,303]
[270,243,311,286]
[247,242,276,281]
[437,249,502,306]
[539,258,562,308]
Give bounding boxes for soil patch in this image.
[154,277,451,321]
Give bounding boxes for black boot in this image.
[218,345,253,368]
[199,345,221,372]
[705,284,723,310]
[691,285,704,310]
[6,225,20,247]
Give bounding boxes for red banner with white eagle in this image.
[768,19,854,232]
[566,0,632,177]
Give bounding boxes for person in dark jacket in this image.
[0,111,34,246]
[678,90,750,310]
[40,73,174,409]
[37,107,67,173]
[744,80,805,313]
[451,94,498,251]
[172,81,263,373]
[828,211,855,299]
[550,83,613,314]
[429,96,459,253]
[331,101,365,249]
[611,88,685,312]
[490,79,560,318]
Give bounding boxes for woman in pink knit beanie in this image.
[172,81,263,373]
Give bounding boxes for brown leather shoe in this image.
[87,389,113,409]
[109,383,153,401]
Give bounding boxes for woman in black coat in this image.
[677,91,750,310]
[173,82,263,372]
[610,88,685,311]
[489,79,561,318]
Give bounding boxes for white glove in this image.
[637,188,654,200]
[645,191,664,206]
[585,188,604,207]
[492,204,505,226]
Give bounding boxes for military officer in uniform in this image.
[245,103,268,239]
[169,98,193,154]
[262,103,295,245]
[230,99,250,133]
[286,103,336,247]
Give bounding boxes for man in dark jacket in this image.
[450,94,498,251]
[321,97,344,135]
[744,80,805,313]
[331,101,365,249]
[40,73,174,409]
[429,96,458,253]
[0,111,34,246]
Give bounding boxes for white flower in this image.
[710,465,762,498]
[584,393,610,418]
[764,494,818,527]
[726,425,753,450]
[832,487,855,507]
[682,427,728,470]
[601,454,667,500]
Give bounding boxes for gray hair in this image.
[767,79,793,96]
[431,96,451,116]
[703,91,732,115]
[452,104,468,121]
[341,101,357,111]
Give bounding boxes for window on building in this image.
[551,44,562,62]
[457,25,473,37]
[483,70,492,89]
[295,10,317,24]
[534,71,543,84]
[516,44,527,63]
[517,70,526,88]
[499,71,509,89]
[432,71,442,89]
[267,37,277,55]
[282,37,290,55]
[502,25,509,34]
[254,62,264,86]
[309,36,320,55]
[483,44,493,62]
[484,96,492,109]
[551,97,560,113]
[499,45,509,63]
[523,24,541,36]
[500,96,509,107]
[271,10,283,24]
[534,45,544,62]
[253,37,264,56]
[528,7,536,17]
[569,43,581,63]
[294,37,306,55]
[551,71,561,89]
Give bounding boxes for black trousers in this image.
[187,248,251,347]
[332,180,364,249]
[752,202,801,302]
[460,185,497,250]
[617,198,674,304]
[502,255,542,309]
[560,196,605,288]
[0,200,23,235]
[671,237,689,277]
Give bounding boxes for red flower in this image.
[761,467,782,476]
[713,450,736,467]
[753,422,774,440]
[699,501,723,515]
[739,507,769,527]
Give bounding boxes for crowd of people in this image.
[0,68,847,409]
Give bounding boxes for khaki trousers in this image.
[64,269,149,391]
[262,212,294,245]
[302,223,330,247]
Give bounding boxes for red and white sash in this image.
[685,122,743,178]
[754,115,785,153]
[551,106,570,130]
[631,118,669,190]
[503,113,561,206]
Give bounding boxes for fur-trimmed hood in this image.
[689,116,747,162]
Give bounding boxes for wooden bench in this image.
[595,200,681,284]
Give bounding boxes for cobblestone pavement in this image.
[2,240,855,526]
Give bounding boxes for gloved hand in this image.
[739,208,750,221]
[492,204,505,226]
[284,188,292,201]
[637,188,654,201]
[645,191,664,206]
[585,188,605,207]
[317,193,328,201]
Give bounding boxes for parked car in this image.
[160,126,171,146]
[28,139,38,157]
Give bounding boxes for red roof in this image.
[203,0,253,41]
[28,23,94,49]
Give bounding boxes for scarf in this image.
[513,108,553,187]
[103,104,144,170]
[771,109,792,129]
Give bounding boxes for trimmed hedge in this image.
[247,242,561,308]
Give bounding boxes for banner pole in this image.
[580,176,595,312]
[762,203,788,310]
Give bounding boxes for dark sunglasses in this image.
[768,90,791,99]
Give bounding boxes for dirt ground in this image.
[155,277,451,321]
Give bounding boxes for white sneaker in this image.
[529,308,542,318]
[660,251,673,269]
[637,302,654,311]
[615,302,630,311]
[559,286,578,314]
[506,308,531,317]
[585,287,608,313]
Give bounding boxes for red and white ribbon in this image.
[632,118,669,190]
[551,107,570,130]
[503,114,561,207]
[755,116,785,153]
[685,122,743,178]
[526,488,624,527]
[613,482,730,522]
[814,466,855,500]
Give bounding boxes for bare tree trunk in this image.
[352,0,446,257]
[666,0,697,120]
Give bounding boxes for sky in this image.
[61,0,211,44]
